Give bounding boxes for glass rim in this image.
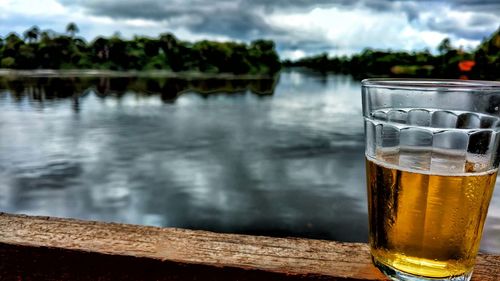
[361,78,500,92]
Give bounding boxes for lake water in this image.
[0,69,499,253]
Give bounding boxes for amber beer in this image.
[366,156,497,278]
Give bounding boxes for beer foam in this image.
[366,154,498,177]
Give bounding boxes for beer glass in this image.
[362,79,500,281]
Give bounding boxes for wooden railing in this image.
[0,213,499,280]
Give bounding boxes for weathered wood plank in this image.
[0,213,498,280]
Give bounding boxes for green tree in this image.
[66,22,79,37]
[471,27,500,80]
[437,38,453,54]
[23,26,40,43]
[40,30,55,43]
[17,44,37,68]
[38,34,76,68]
[159,33,190,71]
[0,57,15,68]
[249,40,281,74]
[0,37,4,58]
[0,23,282,74]
[3,33,24,59]
[108,35,129,70]
[91,37,110,63]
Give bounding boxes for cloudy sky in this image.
[0,0,499,59]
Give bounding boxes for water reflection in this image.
[0,75,276,106]
[0,69,499,252]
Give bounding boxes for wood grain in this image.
[0,213,498,280]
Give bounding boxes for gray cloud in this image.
[58,0,339,54]
[451,0,500,12]
[469,14,498,27]
[184,9,279,39]
[57,0,500,54]
[426,12,499,40]
[66,0,350,16]
[63,0,283,39]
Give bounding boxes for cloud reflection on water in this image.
[0,69,498,252]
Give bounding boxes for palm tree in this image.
[23,26,40,43]
[66,22,79,37]
[437,38,452,54]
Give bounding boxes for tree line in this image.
[0,23,281,76]
[1,23,498,80]
[284,27,500,80]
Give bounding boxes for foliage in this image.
[3,23,498,79]
[66,22,79,37]
[0,24,281,76]
[470,27,500,80]
[288,27,500,80]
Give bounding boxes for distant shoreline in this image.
[0,27,281,76]
[0,69,277,80]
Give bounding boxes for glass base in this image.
[373,258,473,281]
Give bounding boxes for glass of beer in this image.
[362,79,500,281]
